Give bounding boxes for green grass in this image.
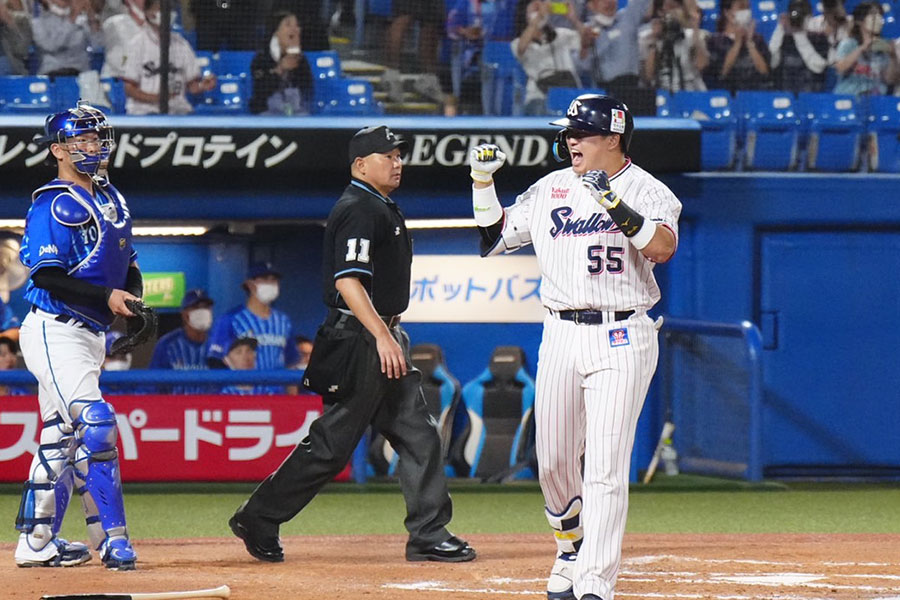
[2,478,900,542]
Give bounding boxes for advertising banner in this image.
[0,394,348,482]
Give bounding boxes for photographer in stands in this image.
[642,0,708,91]
[769,0,829,92]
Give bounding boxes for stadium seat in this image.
[751,0,785,41]
[546,87,606,115]
[866,96,900,173]
[368,0,392,17]
[368,344,463,477]
[481,41,527,116]
[734,90,801,170]
[697,0,720,31]
[304,50,341,81]
[102,78,126,114]
[669,89,738,170]
[0,76,52,113]
[313,78,380,115]
[796,92,863,171]
[655,89,672,117]
[192,76,248,114]
[52,76,80,111]
[213,50,254,77]
[457,346,536,481]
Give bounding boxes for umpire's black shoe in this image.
[406,536,476,562]
[229,510,284,563]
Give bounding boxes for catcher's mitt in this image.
[109,299,158,355]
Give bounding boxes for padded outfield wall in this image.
[0,116,897,479]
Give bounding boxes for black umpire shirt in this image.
[322,178,413,317]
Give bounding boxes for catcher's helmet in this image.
[41,100,116,176]
[550,94,634,161]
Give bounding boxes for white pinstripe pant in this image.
[536,312,659,600]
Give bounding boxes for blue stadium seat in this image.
[669,89,738,170]
[102,78,126,114]
[52,76,80,111]
[304,50,341,81]
[368,0,392,17]
[734,90,801,170]
[697,0,720,31]
[481,41,527,116]
[457,346,536,480]
[866,96,900,173]
[0,76,52,113]
[313,78,381,115]
[796,92,863,171]
[193,76,248,114]
[751,0,785,41]
[655,89,672,117]
[546,87,606,116]
[214,50,254,77]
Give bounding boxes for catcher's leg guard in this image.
[15,417,91,568]
[545,497,583,600]
[72,400,136,571]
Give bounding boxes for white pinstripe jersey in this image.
[497,159,681,312]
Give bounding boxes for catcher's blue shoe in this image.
[15,536,92,568]
[100,538,136,571]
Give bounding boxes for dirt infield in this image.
[4,533,900,600]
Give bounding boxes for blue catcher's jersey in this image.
[149,327,212,395]
[20,178,136,330]
[207,305,299,394]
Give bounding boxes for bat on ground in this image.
[41,584,231,600]
[642,421,675,484]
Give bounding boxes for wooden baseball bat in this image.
[642,421,675,484]
[41,584,231,600]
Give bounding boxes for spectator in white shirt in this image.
[123,0,215,114]
[33,0,103,76]
[101,0,143,78]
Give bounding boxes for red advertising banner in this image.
[0,394,351,482]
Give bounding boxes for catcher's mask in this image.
[41,100,116,176]
[550,94,634,162]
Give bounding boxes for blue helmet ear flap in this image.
[552,130,569,162]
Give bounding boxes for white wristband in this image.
[472,182,503,227]
[629,219,656,250]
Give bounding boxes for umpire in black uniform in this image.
[229,125,476,564]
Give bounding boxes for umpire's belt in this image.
[332,308,401,330]
[554,309,635,325]
[30,305,100,335]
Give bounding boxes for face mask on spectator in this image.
[48,2,71,17]
[864,13,884,34]
[254,282,280,305]
[187,308,213,332]
[733,8,752,27]
[105,355,132,371]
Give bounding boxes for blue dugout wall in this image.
[1,116,897,478]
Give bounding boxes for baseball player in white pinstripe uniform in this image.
[469,94,681,600]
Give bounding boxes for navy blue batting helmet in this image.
[41,100,116,176]
[550,94,634,161]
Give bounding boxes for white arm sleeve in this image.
[793,32,828,73]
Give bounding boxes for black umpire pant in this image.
[241,310,453,551]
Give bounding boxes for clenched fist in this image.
[581,169,619,209]
[469,144,507,183]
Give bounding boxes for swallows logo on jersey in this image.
[550,206,620,238]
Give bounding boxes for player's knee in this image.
[75,401,119,459]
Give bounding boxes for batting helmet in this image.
[550,94,634,161]
[41,100,116,176]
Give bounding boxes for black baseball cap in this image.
[348,126,408,164]
[229,337,259,352]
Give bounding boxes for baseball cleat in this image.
[15,536,92,568]
[100,538,137,571]
[547,551,578,599]
[406,536,476,562]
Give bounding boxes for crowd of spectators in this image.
[0,263,314,396]
[2,0,900,115]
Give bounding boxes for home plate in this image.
[713,573,825,586]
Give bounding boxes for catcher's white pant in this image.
[536,312,659,600]
[18,310,108,553]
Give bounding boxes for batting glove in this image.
[581,169,620,210]
[470,144,507,183]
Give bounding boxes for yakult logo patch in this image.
[609,327,630,347]
[610,109,626,134]
[551,187,570,200]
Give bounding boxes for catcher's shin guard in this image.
[72,401,132,558]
